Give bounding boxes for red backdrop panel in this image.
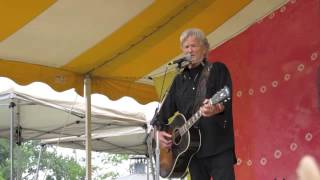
[208,0,320,179]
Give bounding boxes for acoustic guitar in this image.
[159,86,230,178]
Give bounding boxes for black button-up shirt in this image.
[158,61,235,159]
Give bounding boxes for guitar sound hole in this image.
[173,129,181,145]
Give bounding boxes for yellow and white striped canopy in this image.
[0,0,287,104]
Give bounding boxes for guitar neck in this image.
[179,110,202,136]
[177,86,230,137]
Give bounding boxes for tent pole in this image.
[9,101,16,180]
[35,144,44,180]
[147,157,150,180]
[84,75,92,180]
[146,128,155,180]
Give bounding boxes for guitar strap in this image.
[192,60,213,128]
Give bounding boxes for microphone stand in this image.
[149,62,187,180]
[155,129,160,180]
[149,91,168,180]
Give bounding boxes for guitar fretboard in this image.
[178,110,202,136]
[176,86,230,137]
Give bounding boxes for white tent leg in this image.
[84,75,92,180]
[147,158,149,180]
[146,128,156,180]
[9,101,15,180]
[35,144,44,180]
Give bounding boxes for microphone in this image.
[168,54,192,65]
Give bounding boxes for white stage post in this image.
[84,75,92,180]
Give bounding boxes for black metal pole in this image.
[9,101,16,180]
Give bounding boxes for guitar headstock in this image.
[210,86,231,105]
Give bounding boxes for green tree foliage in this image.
[103,154,128,165]
[94,153,129,179]
[0,139,85,179]
[0,139,129,179]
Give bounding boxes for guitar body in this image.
[157,86,231,178]
[160,113,201,178]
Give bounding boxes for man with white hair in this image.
[157,28,237,179]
